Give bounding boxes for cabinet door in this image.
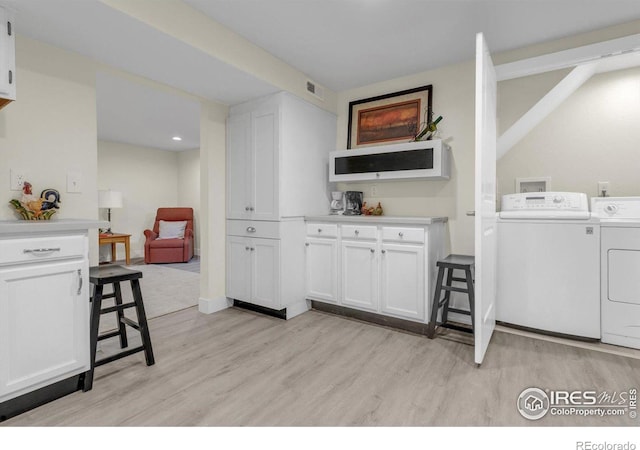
[341,240,378,311]
[380,243,425,321]
[305,237,338,303]
[226,236,251,302]
[251,238,280,309]
[251,106,279,220]
[227,112,252,219]
[0,8,15,100]
[0,259,89,402]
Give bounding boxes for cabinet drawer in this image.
[306,223,338,238]
[341,225,377,240]
[0,235,86,265]
[227,220,280,239]
[382,227,425,243]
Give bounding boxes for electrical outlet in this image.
[371,184,378,197]
[10,169,26,191]
[597,181,610,197]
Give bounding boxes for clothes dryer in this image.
[592,197,640,349]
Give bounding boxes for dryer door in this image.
[604,228,640,305]
[601,226,640,348]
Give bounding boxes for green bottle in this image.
[415,115,443,141]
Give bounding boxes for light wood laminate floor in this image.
[4,307,640,426]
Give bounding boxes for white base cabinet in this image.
[226,219,306,317]
[305,218,447,324]
[305,237,338,304]
[0,229,93,405]
[380,243,425,320]
[341,240,378,312]
[227,235,280,310]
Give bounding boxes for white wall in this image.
[0,36,100,263]
[336,60,475,255]
[97,140,180,259]
[335,20,640,256]
[497,66,640,201]
[178,148,201,254]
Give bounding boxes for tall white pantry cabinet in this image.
[226,92,336,318]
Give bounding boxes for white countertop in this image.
[0,219,108,235]
[305,215,448,225]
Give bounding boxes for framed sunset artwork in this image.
[347,85,432,149]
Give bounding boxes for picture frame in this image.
[347,84,433,149]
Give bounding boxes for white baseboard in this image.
[199,296,232,314]
[286,299,310,320]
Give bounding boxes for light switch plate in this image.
[67,171,82,193]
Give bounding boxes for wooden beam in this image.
[496,33,640,81]
[497,63,597,159]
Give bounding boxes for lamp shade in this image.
[98,190,123,209]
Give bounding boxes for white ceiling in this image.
[185,0,640,91]
[6,0,640,150]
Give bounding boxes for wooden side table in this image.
[99,233,131,266]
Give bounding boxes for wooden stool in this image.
[427,254,475,339]
[84,265,155,391]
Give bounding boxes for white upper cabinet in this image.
[227,92,337,220]
[329,140,450,182]
[0,6,15,109]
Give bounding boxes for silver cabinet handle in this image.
[354,230,359,235]
[305,243,310,247]
[381,249,386,254]
[398,232,404,237]
[370,248,375,253]
[245,246,250,251]
[77,269,83,295]
[250,247,255,251]
[246,226,256,233]
[249,207,254,211]
[245,206,250,211]
[317,228,322,233]
[466,211,476,216]
[24,247,61,254]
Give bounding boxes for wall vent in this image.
[306,79,324,101]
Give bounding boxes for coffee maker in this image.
[330,191,344,215]
[343,191,363,215]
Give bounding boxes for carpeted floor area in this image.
[97,257,200,334]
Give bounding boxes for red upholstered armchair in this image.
[144,208,194,264]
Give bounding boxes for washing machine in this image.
[592,197,640,349]
[496,192,601,339]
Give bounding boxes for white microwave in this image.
[329,140,450,182]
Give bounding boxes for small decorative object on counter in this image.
[414,115,443,141]
[9,182,61,220]
[361,201,383,216]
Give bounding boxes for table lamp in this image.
[98,189,123,234]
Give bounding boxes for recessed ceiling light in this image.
[172,136,182,141]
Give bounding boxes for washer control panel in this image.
[592,197,640,219]
[501,192,590,219]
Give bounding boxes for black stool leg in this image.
[440,267,454,325]
[465,268,476,335]
[130,279,155,366]
[113,282,128,349]
[84,284,103,392]
[427,267,446,339]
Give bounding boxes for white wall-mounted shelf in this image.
[329,140,450,183]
